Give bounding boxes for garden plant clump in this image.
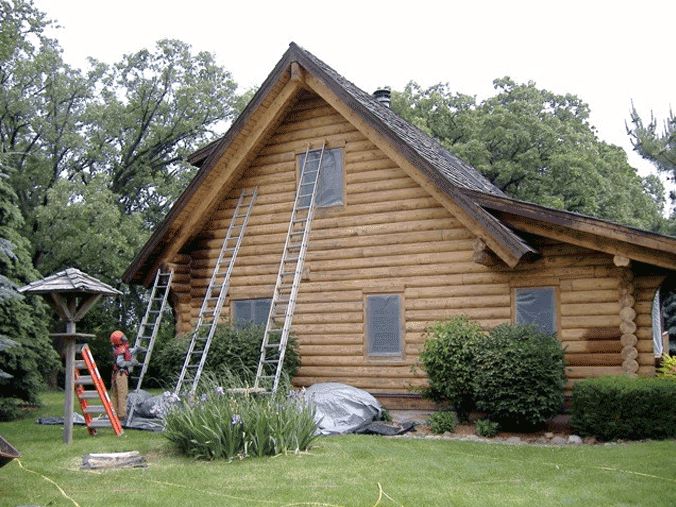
[571,375,676,440]
[419,317,566,430]
[150,324,300,388]
[163,376,317,460]
[428,410,458,434]
[418,316,484,417]
[474,419,500,437]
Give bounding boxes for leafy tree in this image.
[627,105,675,225]
[392,78,668,232]
[0,155,59,419]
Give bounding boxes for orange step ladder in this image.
[74,344,123,436]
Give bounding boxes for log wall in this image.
[166,91,662,399]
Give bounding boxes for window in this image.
[298,148,343,208]
[366,294,403,356]
[232,299,271,328]
[514,287,557,335]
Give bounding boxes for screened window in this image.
[515,287,557,335]
[298,148,343,208]
[366,294,403,356]
[232,299,271,328]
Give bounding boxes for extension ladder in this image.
[174,187,258,395]
[255,144,325,393]
[127,268,174,423]
[74,344,123,436]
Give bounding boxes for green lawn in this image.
[1,392,675,506]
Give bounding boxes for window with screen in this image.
[232,299,271,328]
[298,148,343,208]
[514,287,557,335]
[366,294,403,356]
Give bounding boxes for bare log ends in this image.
[618,268,638,376]
[472,238,499,267]
[613,255,631,267]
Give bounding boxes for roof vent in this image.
[373,87,391,108]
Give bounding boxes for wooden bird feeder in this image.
[19,268,122,444]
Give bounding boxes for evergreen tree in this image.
[0,157,60,420]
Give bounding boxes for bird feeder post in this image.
[19,269,121,445]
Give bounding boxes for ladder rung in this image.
[89,420,112,428]
[78,391,100,399]
[75,360,86,369]
[76,376,94,385]
[83,405,105,414]
[263,360,279,365]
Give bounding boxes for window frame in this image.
[363,292,405,360]
[231,298,272,328]
[511,286,560,336]
[295,146,345,210]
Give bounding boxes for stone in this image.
[567,435,583,445]
[550,436,567,445]
[544,432,554,439]
[505,436,522,444]
[583,437,597,445]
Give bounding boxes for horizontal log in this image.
[561,316,619,328]
[564,353,621,366]
[405,307,510,321]
[559,289,618,304]
[561,302,619,317]
[298,345,363,355]
[560,278,619,291]
[293,376,427,390]
[563,340,622,353]
[405,284,509,299]
[407,295,510,310]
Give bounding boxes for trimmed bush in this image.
[150,323,300,387]
[475,419,499,437]
[163,377,317,459]
[429,411,458,434]
[472,324,565,428]
[571,376,676,440]
[418,316,485,415]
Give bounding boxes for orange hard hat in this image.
[110,330,127,346]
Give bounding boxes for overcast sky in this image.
[36,0,674,203]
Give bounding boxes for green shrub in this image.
[472,324,565,428]
[418,316,485,416]
[571,376,676,440]
[163,377,317,459]
[429,410,458,434]
[475,419,499,437]
[657,355,676,379]
[150,323,300,387]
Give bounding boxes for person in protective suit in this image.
[109,330,139,420]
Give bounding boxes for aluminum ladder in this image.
[74,344,123,436]
[174,187,258,395]
[127,268,173,423]
[255,143,325,393]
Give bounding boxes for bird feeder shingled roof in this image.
[18,268,121,296]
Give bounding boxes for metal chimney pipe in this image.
[373,87,391,108]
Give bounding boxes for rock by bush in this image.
[472,324,566,428]
[571,376,676,440]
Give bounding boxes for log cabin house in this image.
[123,43,676,407]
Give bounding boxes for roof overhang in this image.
[466,189,676,270]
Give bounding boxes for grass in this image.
[1,391,675,506]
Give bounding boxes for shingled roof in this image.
[191,44,503,197]
[19,268,122,296]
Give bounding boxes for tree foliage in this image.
[0,154,60,419]
[627,105,675,218]
[0,0,243,343]
[392,79,669,232]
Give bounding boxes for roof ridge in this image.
[289,43,505,196]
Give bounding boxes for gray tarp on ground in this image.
[303,382,382,435]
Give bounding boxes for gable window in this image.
[514,287,557,335]
[298,148,344,208]
[232,298,271,328]
[366,294,403,357]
